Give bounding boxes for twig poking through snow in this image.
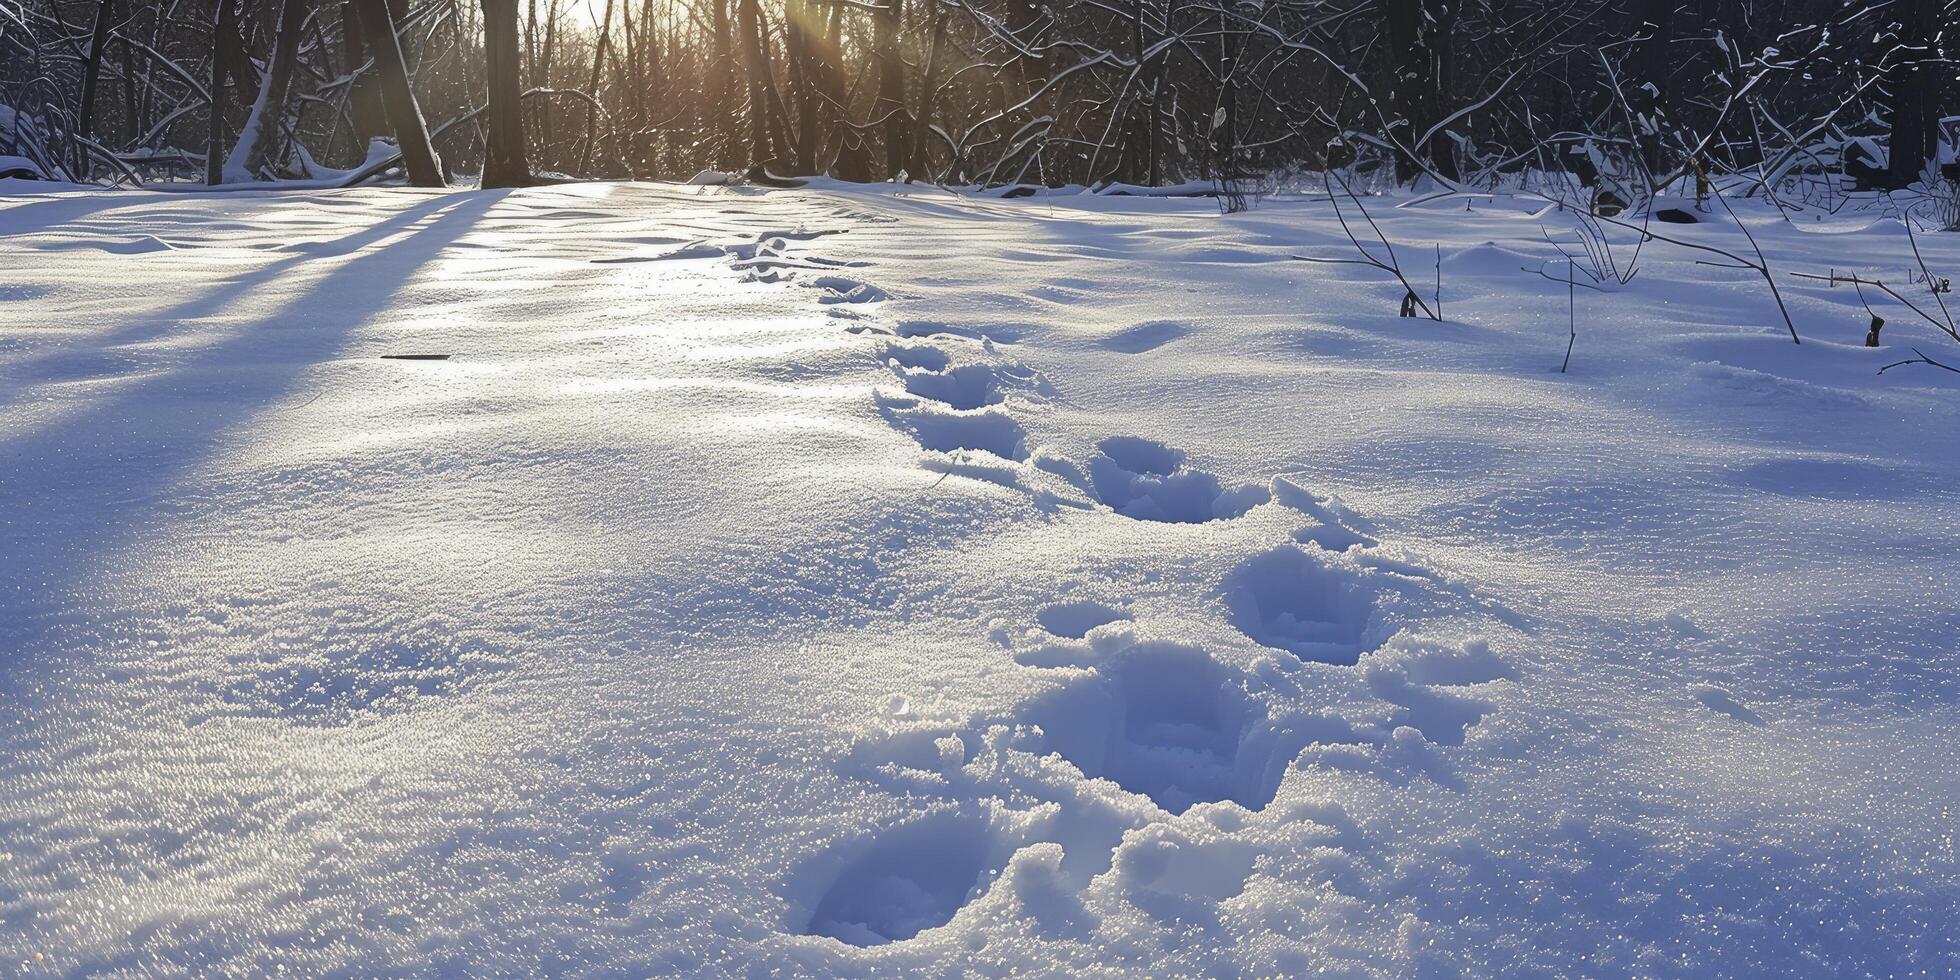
[1296,172,1441,321]
[1589,190,1801,344]
[1877,348,1960,376]
[1561,259,1577,373]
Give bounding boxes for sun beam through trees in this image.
[2,0,1954,196]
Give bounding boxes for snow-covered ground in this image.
[1,178,1956,976]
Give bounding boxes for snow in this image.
[1,179,1957,975]
[0,156,47,180]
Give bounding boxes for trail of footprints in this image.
[207,222,1514,940]
[787,262,1518,948]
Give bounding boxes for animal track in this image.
[1226,545,1377,665]
[1087,437,1269,523]
[31,235,180,255]
[594,228,848,267]
[1690,684,1765,726]
[592,243,725,263]
[1024,642,1274,813]
[799,815,1008,946]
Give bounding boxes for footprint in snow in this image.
[880,399,1029,461]
[895,320,1027,344]
[1225,544,1378,666]
[1035,600,1132,639]
[1021,641,1281,814]
[1086,436,1269,524]
[881,343,951,372]
[882,344,1049,411]
[1361,638,1514,745]
[591,243,726,263]
[895,362,1007,410]
[809,275,890,304]
[32,235,181,254]
[796,814,1013,946]
[1271,476,1377,551]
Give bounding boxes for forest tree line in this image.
[0,0,1955,199]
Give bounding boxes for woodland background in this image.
[0,0,1953,201]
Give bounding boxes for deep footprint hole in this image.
[801,816,1004,946]
[895,407,1029,461]
[1027,642,1274,813]
[1035,601,1132,639]
[1087,437,1268,523]
[882,344,951,372]
[1228,545,1376,665]
[900,363,1004,411]
[1096,435,1184,475]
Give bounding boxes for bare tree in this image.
[480,0,531,186]
[228,0,309,179]
[351,0,444,185]
[1884,0,1946,189]
[1,0,1938,194]
[74,0,115,174]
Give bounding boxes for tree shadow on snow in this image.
[0,189,511,697]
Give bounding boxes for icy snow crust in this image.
[1,178,1956,975]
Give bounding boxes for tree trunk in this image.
[999,0,1041,119]
[1147,0,1164,186]
[218,0,260,110]
[1885,0,1943,190]
[617,0,646,168]
[1632,0,1675,179]
[71,0,116,175]
[819,1,868,179]
[907,3,946,179]
[76,0,116,174]
[783,0,818,174]
[341,1,386,145]
[119,0,139,147]
[578,0,613,173]
[352,0,445,185]
[1124,0,1152,184]
[1213,2,1235,181]
[643,0,663,173]
[736,0,773,165]
[537,0,561,164]
[1381,0,1456,182]
[229,0,308,179]
[874,0,907,178]
[480,0,531,186]
[205,0,238,184]
[709,0,737,168]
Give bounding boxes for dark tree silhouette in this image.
[352,0,445,186]
[481,0,532,187]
